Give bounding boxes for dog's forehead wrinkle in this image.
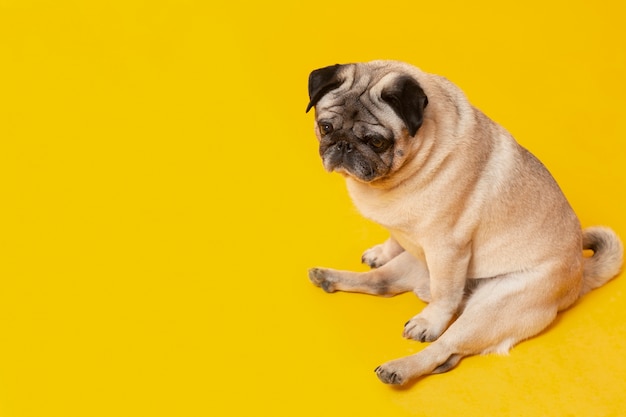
[352,68,372,89]
[338,90,374,118]
[317,107,340,118]
[320,95,345,111]
[320,93,393,139]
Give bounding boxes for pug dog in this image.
[305,60,623,385]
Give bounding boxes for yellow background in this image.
[1,0,625,416]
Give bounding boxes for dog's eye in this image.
[318,122,334,136]
[368,136,386,149]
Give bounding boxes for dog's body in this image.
[306,60,623,385]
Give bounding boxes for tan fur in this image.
[307,60,624,385]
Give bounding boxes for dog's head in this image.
[306,62,428,183]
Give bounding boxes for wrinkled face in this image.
[315,90,396,182]
[306,63,428,183]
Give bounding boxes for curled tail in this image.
[581,226,624,296]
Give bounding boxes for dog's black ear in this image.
[306,64,344,113]
[381,76,429,137]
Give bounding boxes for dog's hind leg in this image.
[375,265,573,385]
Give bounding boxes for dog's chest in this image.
[346,180,416,230]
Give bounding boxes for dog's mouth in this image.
[321,142,386,182]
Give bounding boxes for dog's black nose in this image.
[336,141,353,153]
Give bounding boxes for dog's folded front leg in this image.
[361,237,405,268]
[403,246,470,342]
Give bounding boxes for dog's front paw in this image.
[361,245,387,268]
[375,363,407,385]
[403,314,445,343]
[308,268,337,293]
